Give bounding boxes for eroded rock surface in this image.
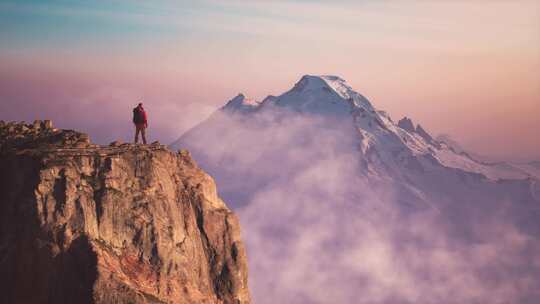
[0,121,250,304]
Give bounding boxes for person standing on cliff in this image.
[133,102,148,144]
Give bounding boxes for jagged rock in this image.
[397,118,440,147]
[78,133,90,143]
[397,117,415,133]
[109,140,123,147]
[0,122,251,304]
[0,122,94,151]
[151,140,161,146]
[178,149,191,158]
[415,124,434,143]
[42,119,53,129]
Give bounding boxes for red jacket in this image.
[133,106,148,125]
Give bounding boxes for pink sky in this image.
[0,0,539,161]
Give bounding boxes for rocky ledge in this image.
[0,121,250,304]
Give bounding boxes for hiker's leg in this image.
[134,126,140,143]
[141,127,147,144]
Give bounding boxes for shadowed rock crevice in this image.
[92,158,107,223]
[53,169,67,216]
[0,154,45,303]
[50,235,98,304]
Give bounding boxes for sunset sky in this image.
[1,0,539,161]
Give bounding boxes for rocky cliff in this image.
[0,120,251,304]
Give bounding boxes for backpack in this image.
[133,107,145,124]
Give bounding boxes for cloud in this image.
[176,106,540,304]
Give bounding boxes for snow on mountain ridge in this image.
[436,134,540,180]
[222,93,260,113]
[298,75,358,100]
[282,75,376,112]
[181,75,538,182]
[222,75,375,116]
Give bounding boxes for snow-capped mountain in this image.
[171,75,540,304]
[175,75,539,182]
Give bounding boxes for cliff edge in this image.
[0,120,250,304]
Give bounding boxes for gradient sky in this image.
[1,0,539,161]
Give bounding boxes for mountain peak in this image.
[223,93,260,113]
[294,75,351,99]
[398,117,415,132]
[291,75,331,93]
[259,74,374,116]
[220,75,375,117]
[297,74,346,85]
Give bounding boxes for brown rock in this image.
[0,125,251,304]
[74,142,90,148]
[77,134,91,145]
[109,140,123,147]
[42,119,53,129]
[178,149,191,158]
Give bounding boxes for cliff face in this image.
[0,120,250,304]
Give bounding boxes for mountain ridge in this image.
[176,75,539,181]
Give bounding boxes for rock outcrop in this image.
[0,121,251,304]
[397,117,415,133]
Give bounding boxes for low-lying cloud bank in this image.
[178,107,540,303]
